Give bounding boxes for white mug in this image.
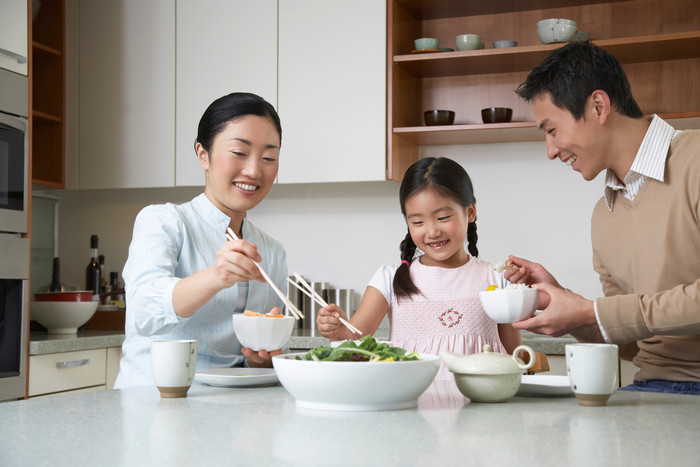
[151,340,198,398]
[566,343,618,406]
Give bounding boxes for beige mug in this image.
[151,340,198,398]
[566,343,618,406]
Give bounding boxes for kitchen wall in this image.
[35,140,605,307]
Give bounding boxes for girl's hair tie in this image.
[401,260,410,267]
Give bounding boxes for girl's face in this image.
[404,188,476,268]
[197,115,280,228]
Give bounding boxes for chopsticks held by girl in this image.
[316,157,521,379]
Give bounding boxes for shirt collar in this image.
[603,114,677,210]
[192,193,244,237]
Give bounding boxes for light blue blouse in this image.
[114,194,287,389]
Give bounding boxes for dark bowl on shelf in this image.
[481,107,513,124]
[424,110,455,126]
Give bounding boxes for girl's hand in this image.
[241,307,284,367]
[316,304,353,341]
[213,238,264,289]
[504,255,563,309]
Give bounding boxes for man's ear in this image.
[590,90,611,124]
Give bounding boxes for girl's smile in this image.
[404,188,476,268]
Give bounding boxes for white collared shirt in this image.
[114,194,287,389]
[603,114,681,211]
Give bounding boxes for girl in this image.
[115,93,287,389]
[317,157,520,379]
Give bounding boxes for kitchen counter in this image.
[29,329,575,355]
[0,379,697,466]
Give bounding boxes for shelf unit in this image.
[387,0,700,181]
[31,0,64,188]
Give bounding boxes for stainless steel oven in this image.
[0,66,29,401]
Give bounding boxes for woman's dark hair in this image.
[195,92,282,153]
[393,157,478,300]
[516,41,643,120]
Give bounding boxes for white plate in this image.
[517,374,573,397]
[195,368,279,387]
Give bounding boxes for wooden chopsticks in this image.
[225,228,303,320]
[289,273,362,335]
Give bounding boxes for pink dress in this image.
[384,257,505,380]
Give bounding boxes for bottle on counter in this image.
[99,254,107,294]
[85,234,101,299]
[109,271,126,310]
[49,257,62,292]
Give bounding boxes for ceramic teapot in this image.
[440,344,535,402]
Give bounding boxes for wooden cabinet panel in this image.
[277,0,387,183]
[175,0,278,187]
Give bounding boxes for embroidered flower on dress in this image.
[438,308,463,328]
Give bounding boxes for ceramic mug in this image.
[151,340,198,398]
[566,343,618,406]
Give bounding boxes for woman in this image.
[115,93,287,389]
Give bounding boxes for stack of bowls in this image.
[537,18,577,44]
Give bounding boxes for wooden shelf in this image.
[394,31,700,78]
[32,41,62,57]
[394,113,700,146]
[395,0,627,19]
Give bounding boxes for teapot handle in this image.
[512,345,536,371]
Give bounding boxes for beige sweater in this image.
[591,130,700,382]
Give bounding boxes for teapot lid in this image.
[443,344,534,375]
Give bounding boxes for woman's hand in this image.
[241,307,284,367]
[213,238,264,289]
[504,255,563,309]
[316,304,353,341]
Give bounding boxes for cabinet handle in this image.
[56,358,91,369]
[0,48,27,64]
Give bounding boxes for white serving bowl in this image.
[537,18,577,44]
[272,352,440,411]
[31,300,99,334]
[478,288,539,323]
[232,314,295,351]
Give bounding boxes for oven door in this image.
[0,111,28,235]
[0,235,29,401]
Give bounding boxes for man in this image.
[506,41,700,394]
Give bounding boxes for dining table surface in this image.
[1,374,699,467]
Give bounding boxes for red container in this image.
[34,291,95,302]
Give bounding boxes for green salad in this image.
[296,335,421,362]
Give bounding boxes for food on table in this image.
[243,309,284,318]
[297,335,421,362]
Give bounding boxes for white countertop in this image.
[0,379,698,466]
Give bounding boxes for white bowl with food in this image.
[31,300,99,334]
[232,311,295,351]
[478,284,539,323]
[273,338,440,411]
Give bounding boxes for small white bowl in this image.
[478,288,539,324]
[31,300,99,334]
[232,314,295,351]
[537,18,577,44]
[273,352,440,411]
[414,37,439,50]
[493,40,518,48]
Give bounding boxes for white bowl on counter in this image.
[31,300,99,334]
[272,352,440,411]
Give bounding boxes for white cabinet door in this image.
[77,0,175,189]
[277,0,386,184]
[175,0,278,187]
[0,0,28,76]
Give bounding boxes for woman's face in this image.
[198,115,280,225]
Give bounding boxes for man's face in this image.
[532,94,607,181]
